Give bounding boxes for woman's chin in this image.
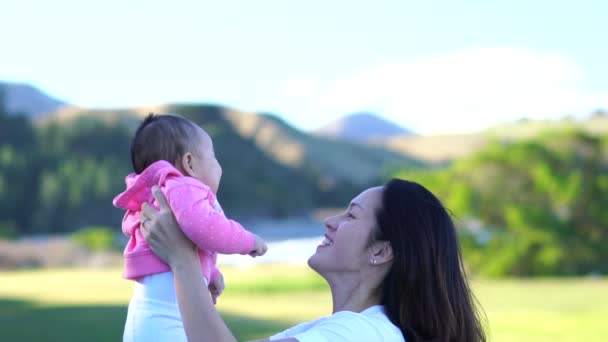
[307,252,321,271]
[307,249,328,273]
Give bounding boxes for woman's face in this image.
[308,186,383,275]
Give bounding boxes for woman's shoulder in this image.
[270,306,404,342]
[331,306,404,340]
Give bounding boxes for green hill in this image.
[1,103,420,234]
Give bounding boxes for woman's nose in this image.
[323,216,338,231]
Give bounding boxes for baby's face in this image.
[189,127,222,193]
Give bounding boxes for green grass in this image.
[474,278,608,341]
[0,265,607,341]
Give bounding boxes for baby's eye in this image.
[347,213,356,220]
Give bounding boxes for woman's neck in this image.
[326,272,382,314]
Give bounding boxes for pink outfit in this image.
[113,160,255,282]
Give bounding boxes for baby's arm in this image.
[208,266,224,304]
[165,182,256,255]
[249,234,268,257]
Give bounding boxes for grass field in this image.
[0,265,606,341]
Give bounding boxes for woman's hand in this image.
[140,185,197,268]
[140,187,238,342]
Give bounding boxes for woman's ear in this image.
[179,153,195,177]
[370,241,393,265]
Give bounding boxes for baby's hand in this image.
[249,234,268,257]
[209,272,225,305]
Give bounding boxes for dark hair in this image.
[374,178,486,342]
[130,114,201,174]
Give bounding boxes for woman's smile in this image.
[319,234,334,247]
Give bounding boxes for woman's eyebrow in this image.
[349,202,364,211]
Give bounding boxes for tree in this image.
[0,88,41,234]
[395,130,608,276]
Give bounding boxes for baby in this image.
[113,113,267,342]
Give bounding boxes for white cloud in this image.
[279,77,320,98]
[309,47,607,133]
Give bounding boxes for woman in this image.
[140,178,486,341]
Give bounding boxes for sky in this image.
[1,0,607,134]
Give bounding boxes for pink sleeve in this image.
[165,183,256,255]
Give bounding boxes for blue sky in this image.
[1,0,606,133]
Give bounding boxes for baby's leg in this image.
[123,296,187,342]
[123,272,188,342]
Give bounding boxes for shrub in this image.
[70,226,118,252]
[0,221,17,239]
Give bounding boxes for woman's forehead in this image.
[352,186,383,210]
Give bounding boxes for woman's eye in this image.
[347,213,356,219]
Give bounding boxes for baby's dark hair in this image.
[130,113,201,174]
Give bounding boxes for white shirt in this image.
[269,305,405,342]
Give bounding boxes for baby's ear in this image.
[179,152,195,176]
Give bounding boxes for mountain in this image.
[314,112,413,142]
[43,105,420,186]
[33,104,422,228]
[221,109,421,186]
[0,81,67,119]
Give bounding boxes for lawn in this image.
[0,265,606,341]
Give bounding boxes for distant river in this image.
[218,218,325,265]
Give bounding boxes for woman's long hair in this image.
[374,178,486,342]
